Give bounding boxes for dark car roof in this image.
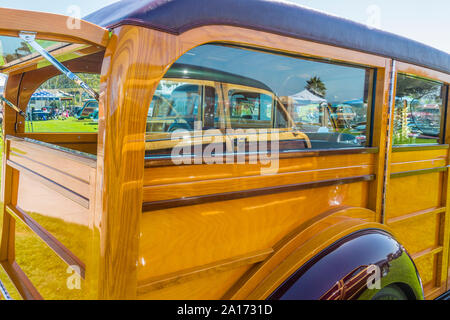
[85,0,450,75]
[165,63,273,92]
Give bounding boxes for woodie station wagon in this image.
[0,0,449,300]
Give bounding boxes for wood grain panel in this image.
[415,254,437,290]
[139,182,370,282]
[16,133,97,144]
[8,138,96,183]
[15,173,91,260]
[396,61,450,84]
[137,248,273,295]
[16,133,98,155]
[95,26,154,299]
[145,148,379,168]
[138,265,252,300]
[386,172,443,219]
[0,8,109,47]
[390,159,447,174]
[115,25,389,299]
[144,166,374,203]
[144,153,376,186]
[143,175,374,212]
[387,207,445,225]
[389,211,442,255]
[7,160,89,208]
[367,61,392,224]
[391,149,448,163]
[8,153,90,200]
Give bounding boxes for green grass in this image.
[0,202,90,300]
[13,213,89,300]
[0,135,90,300]
[25,117,98,133]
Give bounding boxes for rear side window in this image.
[25,73,100,133]
[393,74,446,145]
[145,44,374,159]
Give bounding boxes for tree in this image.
[40,73,100,91]
[305,76,327,98]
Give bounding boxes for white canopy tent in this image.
[290,89,327,104]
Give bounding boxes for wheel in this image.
[372,285,409,300]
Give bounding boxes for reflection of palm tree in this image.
[306,76,327,98]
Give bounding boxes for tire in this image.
[372,285,409,300]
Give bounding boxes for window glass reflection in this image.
[394,74,445,145]
[145,44,374,158]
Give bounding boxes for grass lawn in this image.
[25,117,98,133]
[0,129,92,300]
[13,212,89,300]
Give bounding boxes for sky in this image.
[0,0,448,54]
[2,0,447,89]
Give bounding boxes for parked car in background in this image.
[75,99,98,120]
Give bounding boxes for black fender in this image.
[268,229,424,300]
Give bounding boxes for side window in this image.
[393,74,446,145]
[145,45,374,159]
[25,73,100,133]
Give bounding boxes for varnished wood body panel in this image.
[16,133,98,155]
[0,8,109,48]
[0,137,97,299]
[386,147,450,299]
[93,24,395,299]
[132,26,450,300]
[0,18,449,300]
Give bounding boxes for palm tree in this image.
[305,76,327,98]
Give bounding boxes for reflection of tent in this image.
[30,90,60,101]
[30,89,73,101]
[29,89,74,109]
[290,89,326,104]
